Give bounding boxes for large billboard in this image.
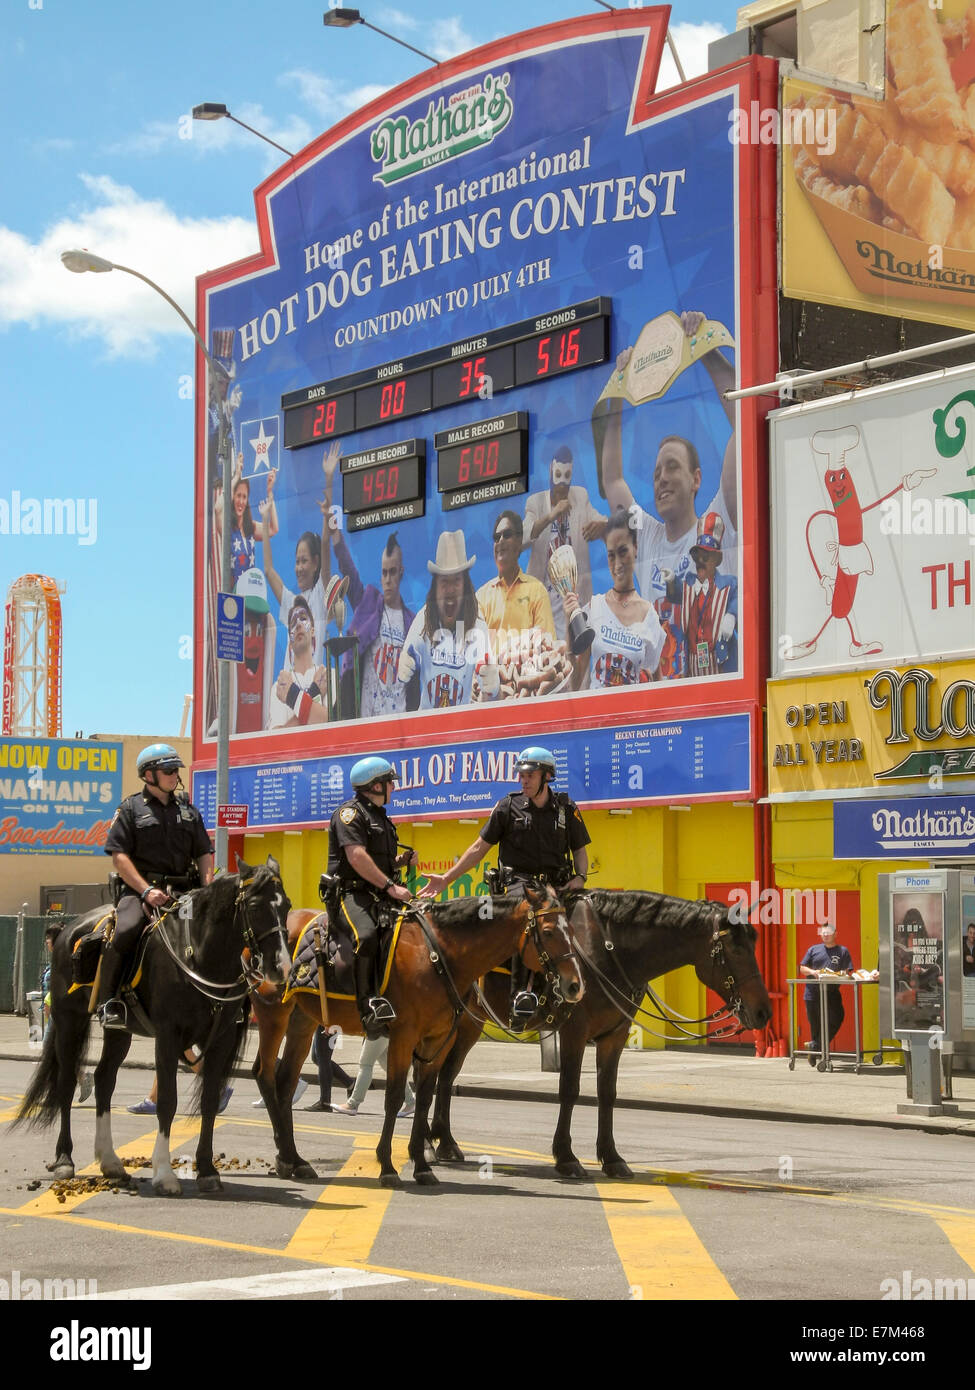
[194,14,774,810]
[771,364,975,681]
[782,0,975,329]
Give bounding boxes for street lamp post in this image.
[61,249,234,871]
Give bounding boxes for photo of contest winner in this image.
[591,310,738,681]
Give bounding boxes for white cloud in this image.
[0,175,258,357]
[656,21,727,90]
[283,70,390,123]
[105,103,315,170]
[373,9,479,60]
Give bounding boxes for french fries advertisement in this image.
[782,0,975,329]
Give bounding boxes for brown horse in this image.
[253,882,583,1186]
[430,888,773,1179]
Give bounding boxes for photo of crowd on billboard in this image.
[891,892,946,1032]
[204,299,740,737]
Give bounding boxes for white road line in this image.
[84,1267,404,1300]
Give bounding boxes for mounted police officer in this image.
[419,746,590,1019]
[327,756,415,1038]
[98,743,213,1030]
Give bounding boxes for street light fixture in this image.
[323,7,439,65]
[191,103,295,158]
[61,248,235,872]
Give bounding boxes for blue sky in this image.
[1,0,730,738]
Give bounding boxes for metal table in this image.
[787,976,900,1074]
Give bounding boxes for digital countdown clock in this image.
[340,438,426,532]
[282,297,610,449]
[434,412,528,513]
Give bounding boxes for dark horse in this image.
[254,882,584,1187]
[14,858,291,1195]
[430,888,773,1179]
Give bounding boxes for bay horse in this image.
[14,858,291,1196]
[430,888,773,1179]
[253,882,583,1187]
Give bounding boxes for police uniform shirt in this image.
[480,791,590,878]
[104,789,213,885]
[328,794,398,885]
[799,941,853,1002]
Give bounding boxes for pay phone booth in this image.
[878,870,975,1116]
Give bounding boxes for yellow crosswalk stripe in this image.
[15,1120,205,1216]
[936,1216,975,1275]
[595,1180,737,1300]
[284,1131,410,1265]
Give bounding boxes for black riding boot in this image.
[354,952,395,1039]
[509,954,538,1025]
[96,943,130,1031]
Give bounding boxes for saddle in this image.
[284,904,404,1004]
[68,910,165,1037]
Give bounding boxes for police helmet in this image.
[350,756,397,789]
[515,746,557,777]
[137,743,185,778]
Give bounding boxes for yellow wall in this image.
[241,800,758,1048]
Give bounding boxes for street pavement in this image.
[3,1010,974,1136]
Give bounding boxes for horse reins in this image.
[151,872,287,1004]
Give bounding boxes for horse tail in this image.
[12,1015,72,1130]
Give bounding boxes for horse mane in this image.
[587,888,755,944]
[424,895,514,929]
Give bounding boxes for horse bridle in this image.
[517,897,580,1003]
[153,870,288,1003]
[707,914,763,1026]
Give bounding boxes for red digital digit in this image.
[459,359,472,397]
[537,336,551,376]
[375,468,387,503]
[362,470,373,504]
[559,327,580,369]
[324,399,337,433]
[393,379,406,414]
[458,446,471,484]
[312,403,325,437]
[380,383,393,419]
[387,464,399,499]
[485,440,499,477]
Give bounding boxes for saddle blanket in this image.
[283,910,405,1004]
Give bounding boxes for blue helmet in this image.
[516,746,556,777]
[137,743,184,778]
[350,756,397,789]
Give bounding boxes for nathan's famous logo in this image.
[370,73,513,187]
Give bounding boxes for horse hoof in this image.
[99,1161,127,1181]
[293,1162,319,1181]
[435,1143,465,1164]
[555,1160,588,1179]
[602,1160,633,1180]
[275,1158,295,1180]
[153,1176,181,1196]
[52,1158,75,1180]
[414,1170,439,1187]
[379,1173,402,1189]
[197,1174,223,1194]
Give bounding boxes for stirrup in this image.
[511,991,539,1020]
[99,998,130,1032]
[367,996,396,1024]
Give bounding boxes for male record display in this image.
[197,11,763,753]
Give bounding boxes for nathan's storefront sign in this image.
[0,737,122,855]
[771,362,975,681]
[768,662,975,799]
[834,796,975,859]
[782,0,975,331]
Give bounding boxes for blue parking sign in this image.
[216,592,244,662]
